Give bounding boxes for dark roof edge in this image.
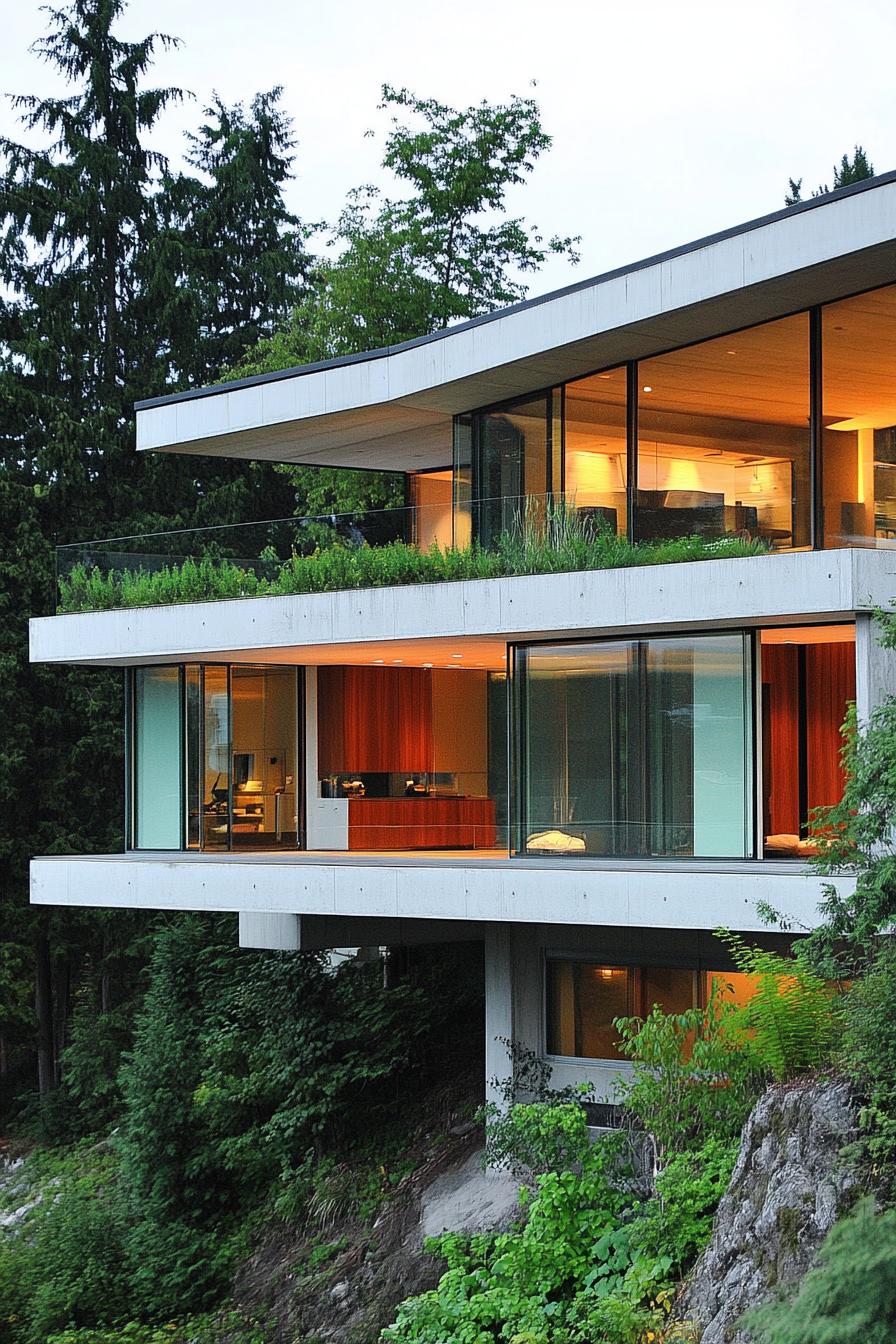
[135,169,896,413]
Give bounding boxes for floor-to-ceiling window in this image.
[822,283,896,546]
[130,664,299,852]
[636,314,811,548]
[761,626,856,857]
[514,632,753,858]
[564,366,628,536]
[231,666,298,850]
[467,390,562,547]
[133,667,182,849]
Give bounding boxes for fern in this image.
[716,931,838,1081]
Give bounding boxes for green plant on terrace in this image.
[58,503,766,613]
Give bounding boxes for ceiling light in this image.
[392,659,403,664]
[373,659,384,664]
[422,662,433,668]
[451,653,463,658]
[727,349,737,355]
[642,385,653,393]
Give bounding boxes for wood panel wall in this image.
[317,666,433,774]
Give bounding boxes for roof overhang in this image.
[135,174,896,472]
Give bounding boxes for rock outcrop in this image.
[679,1076,861,1344]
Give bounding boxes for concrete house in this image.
[30,174,896,1103]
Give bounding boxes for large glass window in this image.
[822,284,896,546]
[564,367,628,536]
[202,666,230,851]
[546,960,697,1059]
[411,469,455,550]
[761,626,856,857]
[471,391,560,547]
[133,667,182,849]
[637,314,810,548]
[231,667,298,850]
[515,633,753,858]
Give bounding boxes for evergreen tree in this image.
[786,145,875,205]
[0,0,306,1103]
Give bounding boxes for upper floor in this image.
[51,172,896,616]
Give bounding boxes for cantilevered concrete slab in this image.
[30,850,848,936]
[134,174,896,470]
[29,548,896,669]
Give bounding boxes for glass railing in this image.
[54,493,765,614]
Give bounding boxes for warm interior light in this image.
[642,385,653,393]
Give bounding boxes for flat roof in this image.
[135,171,896,470]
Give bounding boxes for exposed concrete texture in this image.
[419,1147,522,1239]
[133,175,896,469]
[678,1077,861,1344]
[30,548,896,668]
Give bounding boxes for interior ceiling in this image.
[193,635,510,672]
[760,624,855,644]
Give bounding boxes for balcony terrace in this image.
[55,495,765,616]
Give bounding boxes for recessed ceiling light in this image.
[374,659,384,664]
[599,373,612,380]
[392,659,403,664]
[451,653,463,658]
[727,349,737,355]
[422,662,433,668]
[642,385,653,393]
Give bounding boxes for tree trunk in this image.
[35,933,55,1095]
[53,952,71,1087]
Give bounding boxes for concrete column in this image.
[484,924,514,1108]
[238,911,301,950]
[855,612,896,726]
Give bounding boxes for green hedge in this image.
[59,528,766,614]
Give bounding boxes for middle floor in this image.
[126,619,856,865]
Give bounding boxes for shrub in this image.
[58,520,766,614]
[633,1134,740,1275]
[614,992,762,1168]
[382,1135,671,1344]
[839,942,896,1198]
[484,1100,597,1176]
[718,932,838,1081]
[745,1197,896,1343]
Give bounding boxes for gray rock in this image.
[678,1077,860,1344]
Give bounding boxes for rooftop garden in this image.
[57,504,767,615]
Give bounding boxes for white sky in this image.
[2,0,895,299]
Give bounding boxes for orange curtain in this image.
[318,666,433,774]
[763,645,800,835]
[806,643,854,812]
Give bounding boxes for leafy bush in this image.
[633,1134,740,1275]
[614,993,762,1167]
[718,932,839,1081]
[58,518,766,614]
[839,943,896,1197]
[383,1134,672,1344]
[745,1197,896,1343]
[483,1040,595,1173]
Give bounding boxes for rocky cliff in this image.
[679,1076,861,1343]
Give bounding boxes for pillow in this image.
[764,833,802,855]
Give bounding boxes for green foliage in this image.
[745,1197,896,1343]
[614,993,762,1163]
[484,1100,596,1176]
[58,528,766,615]
[839,943,896,1198]
[633,1135,740,1276]
[786,145,874,205]
[718,932,838,1081]
[383,1134,672,1344]
[0,1144,132,1344]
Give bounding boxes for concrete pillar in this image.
[484,924,514,1108]
[855,612,896,726]
[304,665,348,850]
[238,911,301,950]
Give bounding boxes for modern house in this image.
[29,173,896,1104]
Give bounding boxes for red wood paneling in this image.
[347,797,497,850]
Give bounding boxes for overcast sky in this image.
[2,0,894,298]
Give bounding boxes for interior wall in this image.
[431,668,488,793]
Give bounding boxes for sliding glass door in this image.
[130,664,300,852]
[513,632,753,858]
